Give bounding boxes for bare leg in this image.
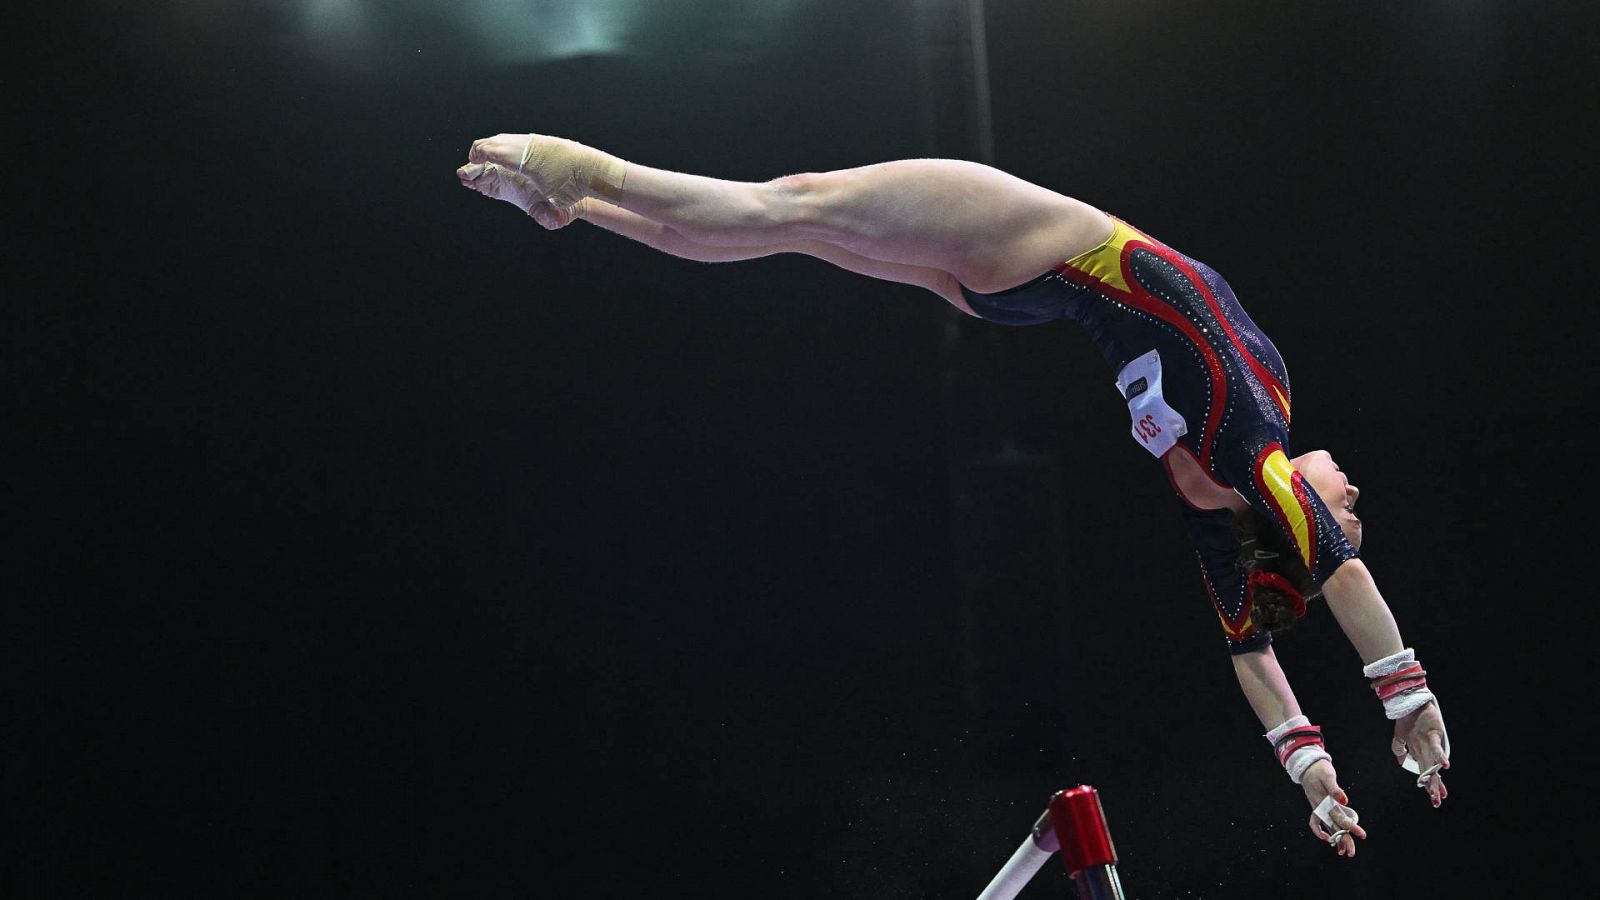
[464,134,1111,292]
[574,199,971,309]
[454,158,970,309]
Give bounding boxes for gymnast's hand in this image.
[1301,759,1367,857]
[456,148,581,230]
[1394,701,1450,807]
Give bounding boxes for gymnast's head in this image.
[1291,450,1362,550]
[1239,450,1363,633]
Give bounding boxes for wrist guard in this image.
[1362,648,1435,720]
[1265,715,1331,784]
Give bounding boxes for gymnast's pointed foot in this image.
[466,133,626,209]
[455,157,591,230]
[526,198,590,230]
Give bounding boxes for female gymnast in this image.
[456,134,1451,857]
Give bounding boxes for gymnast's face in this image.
[1293,450,1363,550]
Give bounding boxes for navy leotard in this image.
[961,216,1359,653]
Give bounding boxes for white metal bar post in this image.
[976,806,1060,900]
[975,786,1128,900]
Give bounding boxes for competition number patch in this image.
[1114,349,1188,459]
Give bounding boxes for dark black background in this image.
[12,1,1599,897]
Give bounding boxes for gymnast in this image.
[456,134,1452,856]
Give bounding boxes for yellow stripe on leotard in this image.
[1058,217,1154,298]
[1217,609,1253,638]
[1257,449,1314,571]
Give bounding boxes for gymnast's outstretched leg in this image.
[458,133,1111,293]
[454,164,973,305]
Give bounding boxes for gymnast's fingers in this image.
[1331,804,1367,842]
[1308,811,1333,843]
[1426,770,1448,807]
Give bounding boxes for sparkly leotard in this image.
[961,216,1359,653]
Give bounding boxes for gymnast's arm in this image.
[1232,645,1367,854]
[1180,505,1366,853]
[1320,559,1404,662]
[1320,558,1451,804]
[1231,643,1299,727]
[575,199,974,311]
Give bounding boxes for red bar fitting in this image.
[1048,785,1118,874]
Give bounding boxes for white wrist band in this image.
[1362,647,1415,678]
[1383,688,1436,720]
[1284,747,1332,784]
[1264,715,1309,742]
[1364,647,1434,719]
[1265,715,1330,785]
